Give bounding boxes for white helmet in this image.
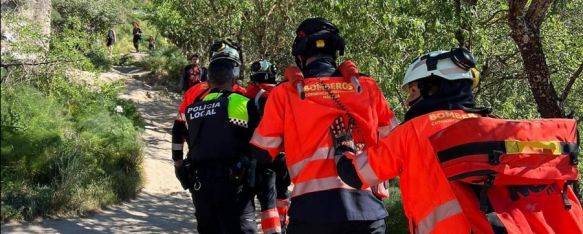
[209,40,241,65]
[403,48,479,89]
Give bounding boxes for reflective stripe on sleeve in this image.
[288,147,332,179]
[172,143,183,151]
[355,152,381,186]
[379,116,400,138]
[291,177,355,197]
[255,89,266,108]
[250,131,282,149]
[389,116,400,130]
[379,126,392,138]
[417,199,463,234]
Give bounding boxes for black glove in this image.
[175,160,196,190]
[331,116,364,189]
[229,155,257,187]
[330,116,356,156]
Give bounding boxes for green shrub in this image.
[140,47,186,78]
[86,48,114,72]
[135,47,186,91]
[385,185,409,233]
[1,81,143,222]
[0,86,68,179]
[52,0,127,33]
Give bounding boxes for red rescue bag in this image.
[430,117,579,185]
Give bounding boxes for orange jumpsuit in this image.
[250,61,399,225]
[348,109,583,234]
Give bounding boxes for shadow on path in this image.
[1,192,196,234]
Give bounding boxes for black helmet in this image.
[291,17,345,59]
[250,59,277,84]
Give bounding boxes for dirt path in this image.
[1,65,198,233]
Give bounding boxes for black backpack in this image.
[107,30,114,41]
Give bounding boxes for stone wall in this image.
[1,0,52,61]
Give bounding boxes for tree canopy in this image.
[146,0,583,122]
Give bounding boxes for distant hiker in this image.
[132,22,142,52]
[180,54,208,93]
[148,36,156,51]
[106,29,116,57]
[172,39,259,234]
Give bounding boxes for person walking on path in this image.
[148,36,156,51]
[335,48,583,233]
[106,29,116,58]
[250,17,399,234]
[245,59,291,233]
[173,40,260,234]
[132,22,142,53]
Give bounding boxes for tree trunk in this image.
[507,0,564,118]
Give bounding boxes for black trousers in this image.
[190,165,256,234]
[256,168,277,210]
[273,154,291,199]
[287,219,385,234]
[133,38,140,52]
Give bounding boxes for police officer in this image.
[246,59,292,233]
[335,49,583,233]
[250,18,399,233]
[173,39,259,234]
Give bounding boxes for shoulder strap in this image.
[254,89,266,111]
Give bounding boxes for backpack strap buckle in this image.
[488,150,503,165]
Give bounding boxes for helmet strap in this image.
[295,56,306,70]
[407,95,423,107]
[418,77,442,97]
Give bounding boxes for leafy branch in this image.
[560,61,583,103]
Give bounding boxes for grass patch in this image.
[133,47,186,91]
[1,78,144,222]
[385,181,409,233]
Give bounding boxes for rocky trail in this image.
[1,61,198,233]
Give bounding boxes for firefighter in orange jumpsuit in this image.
[335,49,583,233]
[250,18,399,233]
[246,59,290,234]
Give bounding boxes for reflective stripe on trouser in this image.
[172,143,183,150]
[261,208,282,234]
[276,198,290,225]
[417,199,463,234]
[355,152,381,187]
[292,176,358,197]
